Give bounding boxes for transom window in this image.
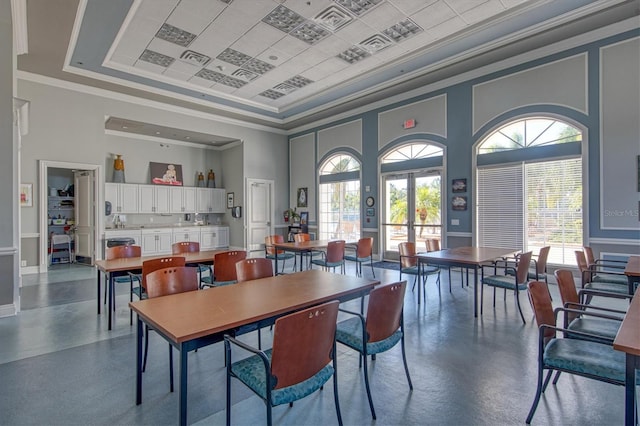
[320,154,360,175]
[382,142,443,163]
[478,117,582,154]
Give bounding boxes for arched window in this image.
[382,142,443,163]
[476,117,583,265]
[318,154,361,241]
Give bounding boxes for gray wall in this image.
[220,143,243,248]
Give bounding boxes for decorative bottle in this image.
[207,169,215,188]
[113,154,125,183]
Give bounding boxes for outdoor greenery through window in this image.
[477,117,582,265]
[318,154,360,241]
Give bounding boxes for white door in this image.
[74,170,95,264]
[247,179,273,251]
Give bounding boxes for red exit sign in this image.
[403,119,416,129]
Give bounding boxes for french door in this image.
[382,170,442,260]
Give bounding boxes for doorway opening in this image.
[39,161,102,273]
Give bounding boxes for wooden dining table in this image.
[624,255,640,295]
[94,249,224,330]
[416,246,519,317]
[272,239,340,273]
[129,269,378,426]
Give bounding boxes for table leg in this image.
[108,273,113,330]
[473,265,478,318]
[624,354,638,426]
[136,315,143,405]
[274,250,279,275]
[97,269,101,315]
[628,276,639,296]
[179,343,188,426]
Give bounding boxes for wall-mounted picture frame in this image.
[227,192,234,209]
[297,187,308,207]
[20,183,33,207]
[150,162,183,186]
[452,196,467,211]
[452,178,467,193]
[300,211,308,225]
[366,207,375,217]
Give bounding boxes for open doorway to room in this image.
[39,161,102,272]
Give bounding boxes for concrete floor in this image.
[0,259,628,425]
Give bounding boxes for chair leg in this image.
[169,344,174,392]
[226,342,232,426]
[401,336,413,390]
[480,282,484,315]
[515,289,526,324]
[542,369,554,391]
[362,353,376,419]
[332,366,343,426]
[493,287,496,307]
[526,366,547,424]
[551,370,561,385]
[369,259,375,278]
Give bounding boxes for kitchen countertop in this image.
[104,223,227,231]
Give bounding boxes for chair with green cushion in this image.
[235,258,274,349]
[224,300,342,426]
[104,244,142,326]
[480,251,532,323]
[265,235,295,274]
[399,241,440,302]
[335,281,412,420]
[344,237,375,278]
[575,251,630,299]
[525,280,639,424]
[310,240,346,274]
[584,246,628,271]
[506,246,551,283]
[171,241,211,285]
[200,250,247,288]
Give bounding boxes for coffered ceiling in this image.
[18,0,639,136]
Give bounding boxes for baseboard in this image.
[21,266,40,275]
[0,303,17,318]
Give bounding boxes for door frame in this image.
[39,160,102,272]
[245,177,274,251]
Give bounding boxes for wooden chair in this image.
[264,235,295,274]
[506,246,551,284]
[201,250,247,288]
[399,242,440,301]
[172,241,212,285]
[424,238,459,291]
[144,266,199,393]
[225,300,342,426]
[480,251,532,323]
[335,281,412,419]
[584,246,627,270]
[105,245,142,325]
[310,240,345,274]
[344,237,375,278]
[575,250,629,298]
[235,258,273,282]
[525,280,636,424]
[293,232,318,269]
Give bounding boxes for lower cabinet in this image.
[200,226,229,249]
[141,229,172,255]
[172,227,201,244]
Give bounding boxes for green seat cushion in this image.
[585,281,628,295]
[344,254,371,262]
[231,348,334,406]
[482,275,526,290]
[400,266,420,275]
[335,316,402,355]
[567,318,620,344]
[592,274,628,285]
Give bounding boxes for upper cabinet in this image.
[197,188,225,213]
[138,184,170,214]
[170,186,197,213]
[105,183,139,213]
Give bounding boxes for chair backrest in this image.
[235,258,274,282]
[356,237,373,258]
[106,244,141,260]
[213,250,247,282]
[172,241,200,254]
[575,250,591,283]
[293,233,311,243]
[265,235,285,255]
[425,238,440,252]
[270,300,339,390]
[51,234,72,245]
[554,269,581,323]
[326,240,346,263]
[398,242,417,268]
[365,281,407,343]
[583,246,595,265]
[515,251,533,283]
[145,266,199,298]
[527,281,556,344]
[535,246,551,275]
[141,256,186,289]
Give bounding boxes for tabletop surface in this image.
[416,246,519,265]
[625,255,640,278]
[614,289,640,356]
[129,269,378,344]
[95,249,225,272]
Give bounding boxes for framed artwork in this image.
[227,192,234,209]
[297,187,308,207]
[452,178,467,193]
[150,162,183,186]
[20,183,33,207]
[300,211,308,225]
[452,196,467,211]
[366,207,375,217]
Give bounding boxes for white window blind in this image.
[477,165,524,250]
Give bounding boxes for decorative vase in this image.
[197,172,205,187]
[113,154,125,183]
[207,169,215,188]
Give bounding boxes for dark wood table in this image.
[95,249,224,330]
[129,269,378,426]
[416,246,519,317]
[624,255,640,295]
[272,239,339,273]
[613,288,640,426]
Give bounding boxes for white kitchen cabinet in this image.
[105,183,139,213]
[138,184,170,214]
[197,188,226,213]
[170,186,197,213]
[140,229,172,255]
[103,229,142,258]
[200,226,229,249]
[172,227,201,244]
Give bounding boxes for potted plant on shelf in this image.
[283,207,300,224]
